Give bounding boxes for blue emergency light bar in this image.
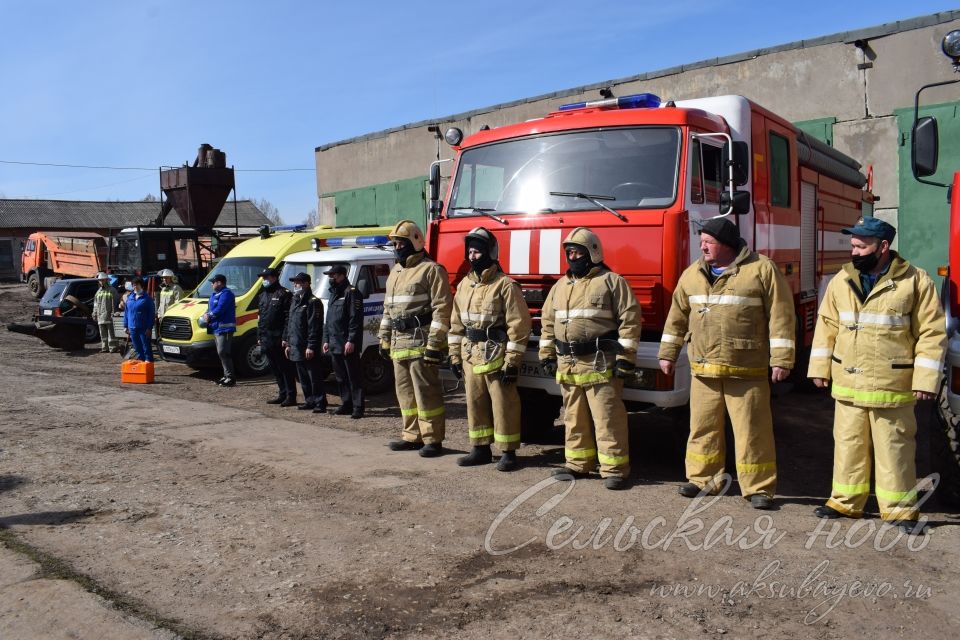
[558,93,661,112]
[270,224,308,232]
[310,235,391,250]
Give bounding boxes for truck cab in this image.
[107,227,204,292]
[428,93,871,417]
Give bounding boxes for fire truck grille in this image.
[160,316,193,340]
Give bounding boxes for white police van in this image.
[282,235,395,394]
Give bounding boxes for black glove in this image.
[540,358,558,376]
[614,359,636,379]
[500,365,518,385]
[450,361,464,379]
[423,348,443,365]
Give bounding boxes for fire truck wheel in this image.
[930,381,960,507]
[233,334,270,378]
[360,346,394,395]
[519,388,562,444]
[27,272,44,299]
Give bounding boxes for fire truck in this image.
[426,92,872,430]
[911,28,960,505]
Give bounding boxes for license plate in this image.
[42,309,53,316]
[519,362,553,378]
[162,345,180,354]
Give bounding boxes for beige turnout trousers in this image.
[395,358,445,445]
[464,366,521,452]
[687,375,777,497]
[826,400,919,521]
[561,377,630,478]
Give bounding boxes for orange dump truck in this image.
[21,231,107,298]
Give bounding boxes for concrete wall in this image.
[315,13,960,238]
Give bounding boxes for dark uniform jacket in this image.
[282,290,322,362]
[258,283,293,348]
[323,284,364,355]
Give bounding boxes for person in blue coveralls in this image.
[123,276,155,362]
[203,273,237,387]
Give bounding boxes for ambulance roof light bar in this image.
[259,224,307,238]
[310,235,391,251]
[558,93,661,112]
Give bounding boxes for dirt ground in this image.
[1,281,959,639]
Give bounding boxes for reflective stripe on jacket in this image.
[449,265,532,373]
[658,243,796,377]
[807,254,946,407]
[93,286,119,323]
[157,284,184,319]
[539,266,641,387]
[378,252,453,361]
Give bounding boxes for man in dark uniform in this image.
[322,265,365,419]
[282,272,327,413]
[257,267,297,407]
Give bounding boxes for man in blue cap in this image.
[808,216,946,534]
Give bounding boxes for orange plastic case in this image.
[121,360,155,384]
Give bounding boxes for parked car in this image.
[37,278,102,343]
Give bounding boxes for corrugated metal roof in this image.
[315,10,960,152]
[0,199,271,230]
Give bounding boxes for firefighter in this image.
[449,227,532,471]
[322,265,366,419]
[538,227,641,490]
[283,272,327,413]
[93,272,120,353]
[808,217,945,534]
[258,267,297,407]
[658,217,795,510]
[380,219,453,457]
[156,268,184,323]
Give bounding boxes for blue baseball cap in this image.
[841,217,896,242]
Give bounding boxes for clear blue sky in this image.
[1,0,957,223]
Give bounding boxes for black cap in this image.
[323,264,348,276]
[209,274,227,284]
[258,267,279,278]
[289,272,311,283]
[697,217,742,248]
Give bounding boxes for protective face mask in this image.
[852,250,879,273]
[470,253,493,276]
[394,240,415,264]
[294,285,303,293]
[567,254,592,277]
[124,282,134,292]
[262,280,270,289]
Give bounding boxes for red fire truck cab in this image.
[427,93,873,418]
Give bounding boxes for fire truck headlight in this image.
[444,127,464,146]
[942,29,960,60]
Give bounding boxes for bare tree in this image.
[304,208,318,228]
[251,197,283,225]
[142,194,159,202]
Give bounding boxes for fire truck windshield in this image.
[448,127,680,216]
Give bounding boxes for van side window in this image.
[356,266,374,298]
[770,132,791,207]
[373,264,389,292]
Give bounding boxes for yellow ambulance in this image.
[156,224,392,376]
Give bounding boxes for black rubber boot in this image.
[388,440,422,451]
[604,476,629,491]
[419,443,443,458]
[457,445,493,467]
[552,467,590,481]
[496,450,518,472]
[334,404,353,416]
[678,482,702,498]
[750,494,774,510]
[814,505,844,519]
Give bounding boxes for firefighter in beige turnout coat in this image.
[449,227,532,472]
[659,217,795,509]
[809,217,945,533]
[539,227,641,490]
[380,220,454,457]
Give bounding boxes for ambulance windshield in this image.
[449,127,680,216]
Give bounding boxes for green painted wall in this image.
[794,117,836,146]
[326,176,427,228]
[896,101,960,278]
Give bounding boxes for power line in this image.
[0,159,314,172]
[28,173,156,198]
